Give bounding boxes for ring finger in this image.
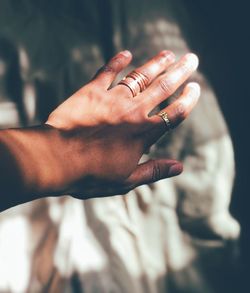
[145,82,200,146]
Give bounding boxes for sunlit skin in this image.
[0,50,200,211]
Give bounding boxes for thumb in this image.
[126,159,183,188]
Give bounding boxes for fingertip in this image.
[120,50,132,59]
[160,50,176,62]
[94,50,133,88]
[185,53,199,70]
[186,82,201,98]
[115,50,133,69]
[168,162,183,177]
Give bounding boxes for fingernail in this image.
[120,50,131,57]
[169,163,183,176]
[185,53,199,70]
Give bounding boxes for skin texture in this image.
[0,50,200,211]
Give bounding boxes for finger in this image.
[111,50,175,98]
[139,53,199,112]
[92,50,133,89]
[125,159,183,188]
[146,82,200,145]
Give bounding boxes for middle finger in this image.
[139,53,199,112]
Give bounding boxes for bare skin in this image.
[0,50,200,211]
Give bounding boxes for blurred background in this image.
[0,0,249,292]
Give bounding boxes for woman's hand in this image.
[0,50,200,210]
[45,50,200,198]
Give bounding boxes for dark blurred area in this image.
[0,0,249,292]
[178,0,250,286]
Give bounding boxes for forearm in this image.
[0,125,74,211]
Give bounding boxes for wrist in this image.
[0,125,82,209]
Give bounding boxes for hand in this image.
[45,50,200,198]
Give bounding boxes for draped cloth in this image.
[0,0,239,292]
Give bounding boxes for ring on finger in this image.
[158,111,172,130]
[118,70,149,97]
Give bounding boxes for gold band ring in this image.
[118,70,149,97]
[158,111,172,130]
[128,71,149,92]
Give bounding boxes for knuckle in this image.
[102,64,115,73]
[174,102,186,119]
[179,61,190,74]
[109,56,124,71]
[113,56,123,66]
[159,78,173,95]
[137,69,150,80]
[152,161,161,181]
